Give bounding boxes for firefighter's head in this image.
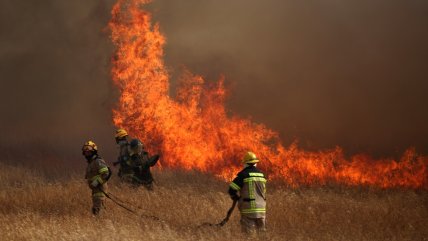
[115,128,128,144]
[128,139,144,156]
[82,140,98,160]
[242,151,259,166]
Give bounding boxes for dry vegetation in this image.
[0,162,427,241]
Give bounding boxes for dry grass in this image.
[0,162,427,241]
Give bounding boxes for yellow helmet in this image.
[115,128,128,139]
[82,140,98,152]
[242,151,259,164]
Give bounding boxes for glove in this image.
[90,179,100,188]
[231,194,240,201]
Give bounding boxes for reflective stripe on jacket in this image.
[85,155,110,186]
[118,141,133,176]
[229,166,267,218]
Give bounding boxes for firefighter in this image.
[228,151,267,234]
[113,128,133,181]
[82,141,111,215]
[127,138,159,190]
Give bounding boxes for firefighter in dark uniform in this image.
[127,138,159,190]
[228,151,267,234]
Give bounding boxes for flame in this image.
[109,0,428,189]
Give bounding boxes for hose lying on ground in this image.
[102,190,237,228]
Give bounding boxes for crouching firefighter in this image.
[228,151,267,234]
[82,141,111,215]
[127,139,159,190]
[113,128,133,181]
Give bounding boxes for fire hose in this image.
[100,190,160,220]
[101,190,237,228]
[218,199,238,226]
[199,199,238,227]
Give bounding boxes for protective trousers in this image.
[91,185,107,215]
[240,215,266,235]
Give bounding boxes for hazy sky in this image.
[0,0,427,162]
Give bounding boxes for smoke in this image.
[147,0,428,157]
[0,0,427,163]
[0,0,117,161]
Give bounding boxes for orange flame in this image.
[109,0,428,189]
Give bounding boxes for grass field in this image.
[0,162,427,241]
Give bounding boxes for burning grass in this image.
[0,162,427,241]
[109,0,428,189]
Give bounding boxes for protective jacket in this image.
[228,165,267,218]
[130,151,158,184]
[85,155,110,197]
[117,140,133,178]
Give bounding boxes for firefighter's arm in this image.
[90,161,110,187]
[148,154,160,167]
[228,188,240,201]
[113,155,129,166]
[99,165,110,181]
[228,175,243,201]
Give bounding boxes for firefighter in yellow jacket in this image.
[113,128,133,181]
[82,141,111,215]
[228,151,267,234]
